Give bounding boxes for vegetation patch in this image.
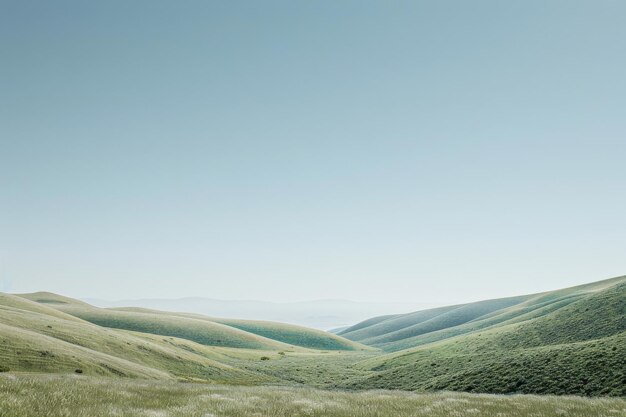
[2,374,625,417]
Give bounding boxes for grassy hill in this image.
[354,296,530,348]
[49,306,294,350]
[112,307,370,351]
[337,296,537,350]
[2,275,624,397]
[348,332,626,396]
[18,293,370,352]
[339,275,626,352]
[0,292,368,384]
[0,293,269,382]
[342,276,626,396]
[193,317,369,351]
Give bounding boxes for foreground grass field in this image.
[1,374,624,417]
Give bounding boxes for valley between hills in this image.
[1,275,625,416]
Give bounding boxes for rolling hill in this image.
[85,297,427,330]
[111,307,369,351]
[18,292,371,351]
[339,275,626,351]
[2,275,624,397]
[0,292,371,384]
[340,276,626,396]
[0,293,271,382]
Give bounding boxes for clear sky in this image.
[1,1,625,304]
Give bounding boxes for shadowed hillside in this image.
[339,275,626,352]
[341,276,626,396]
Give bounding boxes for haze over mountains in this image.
[83,297,432,330]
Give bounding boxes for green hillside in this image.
[194,317,371,351]
[0,293,268,383]
[338,306,459,342]
[18,293,370,352]
[339,275,626,352]
[373,292,586,352]
[349,331,626,396]
[337,297,534,348]
[1,291,372,386]
[337,314,400,335]
[51,306,295,350]
[343,277,626,396]
[113,307,372,351]
[355,296,530,348]
[3,275,624,397]
[0,292,86,323]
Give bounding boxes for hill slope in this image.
[0,293,267,382]
[3,276,624,396]
[18,293,370,352]
[343,276,626,396]
[339,275,626,352]
[113,307,370,351]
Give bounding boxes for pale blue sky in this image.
[1,1,625,303]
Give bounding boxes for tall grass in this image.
[1,374,624,417]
